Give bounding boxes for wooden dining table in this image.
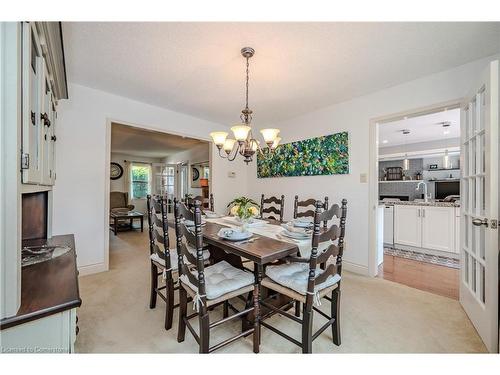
[200,218,305,332]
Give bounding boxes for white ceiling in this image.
[111,123,207,158]
[63,22,500,125]
[378,108,460,146]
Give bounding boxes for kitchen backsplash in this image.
[379,180,435,200]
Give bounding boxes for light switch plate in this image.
[228,171,236,178]
[360,173,367,183]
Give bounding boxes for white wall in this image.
[246,54,500,275]
[53,83,247,274]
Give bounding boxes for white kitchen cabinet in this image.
[394,205,422,247]
[394,204,457,254]
[421,206,455,252]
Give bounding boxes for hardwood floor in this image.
[381,254,459,300]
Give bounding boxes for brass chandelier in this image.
[210,47,281,164]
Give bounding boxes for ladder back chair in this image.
[260,199,347,353]
[185,194,205,209]
[174,199,260,353]
[146,194,178,330]
[209,193,214,212]
[294,195,329,228]
[260,194,285,222]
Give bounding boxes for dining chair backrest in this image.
[185,194,204,209]
[173,199,207,303]
[305,199,347,299]
[146,195,173,272]
[209,193,214,212]
[260,194,285,222]
[293,195,329,228]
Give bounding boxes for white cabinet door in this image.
[421,206,455,252]
[40,63,54,186]
[394,205,421,247]
[21,22,43,184]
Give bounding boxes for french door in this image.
[459,60,499,353]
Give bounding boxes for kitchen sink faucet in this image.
[416,181,429,203]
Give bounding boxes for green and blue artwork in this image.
[257,132,349,178]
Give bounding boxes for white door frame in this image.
[103,118,211,272]
[368,99,463,277]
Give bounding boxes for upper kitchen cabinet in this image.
[21,22,67,186]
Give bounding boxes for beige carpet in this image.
[74,229,486,353]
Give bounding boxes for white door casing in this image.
[459,60,499,353]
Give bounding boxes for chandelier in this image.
[210,47,281,164]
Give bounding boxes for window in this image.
[130,164,151,199]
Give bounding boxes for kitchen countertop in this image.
[0,234,81,330]
[379,201,460,207]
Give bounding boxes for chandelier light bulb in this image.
[231,125,251,142]
[223,138,236,154]
[260,128,280,145]
[210,131,228,147]
[271,137,281,149]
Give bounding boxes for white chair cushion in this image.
[185,242,211,261]
[150,251,179,270]
[180,260,254,300]
[265,262,341,295]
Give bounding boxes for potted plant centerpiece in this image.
[227,197,260,231]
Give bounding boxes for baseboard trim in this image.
[78,262,108,276]
[343,261,369,276]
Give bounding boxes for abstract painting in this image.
[257,132,349,178]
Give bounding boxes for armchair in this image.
[110,191,135,212]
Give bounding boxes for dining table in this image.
[200,216,315,332]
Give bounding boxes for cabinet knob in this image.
[41,112,51,127]
[51,135,57,141]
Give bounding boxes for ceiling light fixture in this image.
[210,47,280,164]
[402,129,410,171]
[441,122,451,169]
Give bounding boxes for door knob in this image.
[472,218,488,227]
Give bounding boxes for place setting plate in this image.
[290,218,313,228]
[217,228,253,242]
[203,210,223,219]
[183,219,207,227]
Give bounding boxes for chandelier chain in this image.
[245,56,249,110]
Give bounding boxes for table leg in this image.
[140,216,143,232]
[130,218,133,229]
[114,217,118,235]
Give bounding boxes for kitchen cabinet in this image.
[394,205,421,247]
[394,204,457,254]
[421,206,455,252]
[383,205,394,247]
